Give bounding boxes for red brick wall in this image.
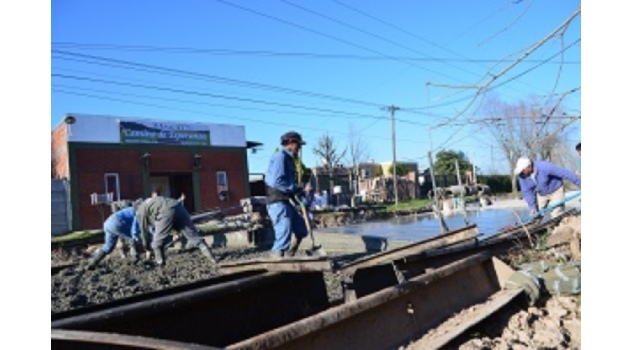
[73,147,248,229]
[51,125,69,179]
[198,150,247,214]
[75,148,145,229]
[148,150,195,173]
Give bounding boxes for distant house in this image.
[51,113,261,231]
[310,160,421,204]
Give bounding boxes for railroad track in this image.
[52,209,579,349]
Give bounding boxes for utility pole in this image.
[384,105,400,205]
[428,151,449,233]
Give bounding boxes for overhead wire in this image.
[51,87,423,144]
[52,41,580,64]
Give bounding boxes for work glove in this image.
[529,208,543,223]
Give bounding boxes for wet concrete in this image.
[317,194,581,242]
[317,207,530,242]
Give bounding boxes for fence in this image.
[51,179,72,236]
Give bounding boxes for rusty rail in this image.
[219,256,332,274]
[51,329,217,350]
[227,252,520,350]
[336,224,479,275]
[52,270,330,348]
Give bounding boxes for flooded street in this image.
[318,192,581,242]
[317,206,531,242]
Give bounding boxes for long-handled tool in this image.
[520,191,581,223]
[497,191,581,240]
[294,195,327,257]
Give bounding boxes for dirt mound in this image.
[453,213,581,349]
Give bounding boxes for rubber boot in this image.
[198,242,217,264]
[128,240,138,261]
[116,240,127,259]
[287,238,302,257]
[87,249,107,270]
[153,247,166,266]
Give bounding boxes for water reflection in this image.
[317,207,534,242]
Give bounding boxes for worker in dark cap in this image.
[264,131,309,258]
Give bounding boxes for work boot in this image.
[128,240,139,261]
[86,250,107,270]
[198,242,217,264]
[287,238,302,257]
[153,247,165,266]
[116,240,127,259]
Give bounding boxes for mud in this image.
[51,245,352,314]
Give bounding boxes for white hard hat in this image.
[514,157,532,175]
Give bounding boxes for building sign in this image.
[119,120,210,146]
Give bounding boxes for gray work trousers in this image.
[151,203,204,250]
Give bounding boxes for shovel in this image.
[294,195,327,257]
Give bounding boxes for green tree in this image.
[388,163,410,176]
[433,150,473,176]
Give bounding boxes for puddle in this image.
[317,206,535,242]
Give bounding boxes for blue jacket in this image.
[518,160,581,211]
[102,207,140,253]
[265,149,299,194]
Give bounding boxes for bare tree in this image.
[480,94,579,195]
[346,124,371,206]
[312,132,347,196]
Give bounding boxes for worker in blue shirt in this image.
[265,131,308,258]
[514,157,581,219]
[86,199,143,269]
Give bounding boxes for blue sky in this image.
[51,0,581,175]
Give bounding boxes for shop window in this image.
[105,173,120,202]
[217,171,228,201]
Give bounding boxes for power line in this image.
[213,0,467,82]
[51,87,424,144]
[51,42,580,64]
[52,73,391,121]
[52,83,425,126]
[51,59,434,126]
[52,50,386,109]
[279,0,479,82]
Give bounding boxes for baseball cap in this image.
[513,157,532,175]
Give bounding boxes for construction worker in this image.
[86,199,144,269]
[514,157,581,219]
[265,131,308,258]
[135,195,217,266]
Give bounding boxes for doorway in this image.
[149,173,195,213]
